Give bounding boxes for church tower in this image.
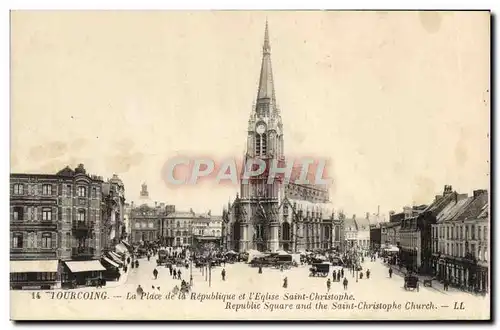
[237,21,284,252]
[241,20,285,201]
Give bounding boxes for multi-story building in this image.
[343,215,357,251]
[225,21,334,253]
[355,214,370,251]
[431,189,488,293]
[400,185,460,275]
[166,209,196,247]
[370,224,381,250]
[129,183,167,244]
[10,164,107,289]
[101,174,126,253]
[381,222,401,247]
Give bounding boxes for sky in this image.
[10,11,490,217]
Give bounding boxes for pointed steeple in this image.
[256,19,276,111]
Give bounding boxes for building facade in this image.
[370,224,381,250]
[225,22,334,253]
[101,174,126,253]
[129,183,167,244]
[400,185,460,275]
[10,164,107,289]
[431,189,488,293]
[166,209,196,247]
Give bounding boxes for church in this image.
[222,22,342,253]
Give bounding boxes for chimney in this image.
[353,214,356,220]
[155,201,158,208]
[473,189,487,199]
[366,212,370,220]
[377,205,380,216]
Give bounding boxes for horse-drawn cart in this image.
[404,274,419,292]
[309,263,330,277]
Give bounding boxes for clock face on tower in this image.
[256,123,266,134]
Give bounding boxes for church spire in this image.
[256,19,276,108]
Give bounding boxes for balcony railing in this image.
[71,247,95,257]
[72,221,95,231]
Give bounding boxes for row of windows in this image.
[12,232,53,249]
[12,207,90,222]
[12,184,98,198]
[433,224,488,241]
[434,241,488,261]
[13,207,54,221]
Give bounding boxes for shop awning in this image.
[65,260,106,273]
[115,243,128,254]
[121,240,133,250]
[102,256,120,268]
[10,260,59,273]
[108,252,123,264]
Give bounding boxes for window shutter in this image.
[33,207,39,221]
[52,232,57,249]
[36,232,41,248]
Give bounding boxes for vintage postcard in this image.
[10,10,490,320]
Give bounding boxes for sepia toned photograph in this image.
[9,10,490,320]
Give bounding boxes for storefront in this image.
[63,260,106,288]
[101,256,121,281]
[10,260,59,290]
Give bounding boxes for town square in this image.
[9,11,490,320]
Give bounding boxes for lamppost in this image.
[189,221,193,287]
[414,247,418,274]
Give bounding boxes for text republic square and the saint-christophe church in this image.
[223,22,343,254]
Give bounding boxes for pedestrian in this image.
[366,269,370,279]
[337,272,341,282]
[147,254,151,262]
[135,260,139,268]
[332,270,337,281]
[169,267,173,276]
[173,269,177,279]
[343,277,348,290]
[389,268,393,278]
[283,277,288,289]
[258,265,263,274]
[136,284,144,297]
[153,268,158,280]
[221,268,226,281]
[444,278,449,291]
[178,269,182,280]
[327,278,331,292]
[127,257,131,264]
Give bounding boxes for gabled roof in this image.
[478,203,488,219]
[344,217,356,231]
[437,197,473,223]
[456,191,488,222]
[424,191,457,216]
[354,217,370,231]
